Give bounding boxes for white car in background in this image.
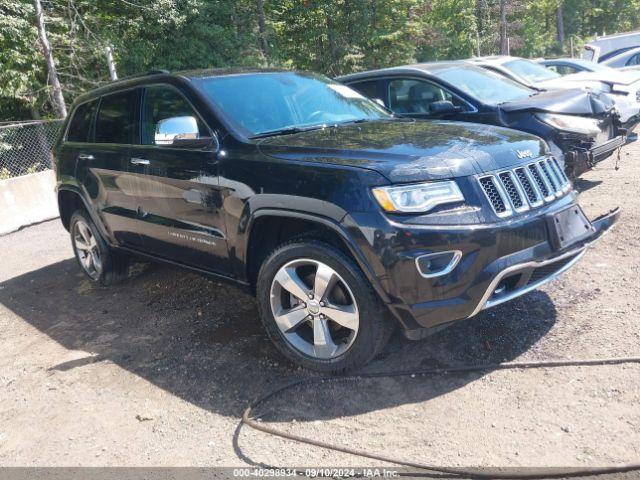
[581,30,640,63]
[600,46,640,70]
[470,56,640,131]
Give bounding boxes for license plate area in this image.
[547,205,595,250]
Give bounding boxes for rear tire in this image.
[70,210,130,286]
[256,240,392,373]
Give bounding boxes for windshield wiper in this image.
[250,124,326,139]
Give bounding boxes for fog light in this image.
[415,250,462,278]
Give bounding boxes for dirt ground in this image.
[0,145,639,473]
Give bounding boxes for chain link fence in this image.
[0,120,64,180]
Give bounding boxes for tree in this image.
[33,0,67,117]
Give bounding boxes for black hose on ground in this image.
[241,356,640,479]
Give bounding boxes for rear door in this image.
[75,89,144,247]
[126,84,230,274]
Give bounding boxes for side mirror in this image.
[429,100,459,114]
[155,116,216,149]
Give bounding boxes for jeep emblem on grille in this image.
[516,149,534,159]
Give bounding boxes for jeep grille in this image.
[478,158,571,218]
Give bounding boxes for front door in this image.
[126,84,230,275]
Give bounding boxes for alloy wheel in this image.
[73,219,102,281]
[269,258,359,359]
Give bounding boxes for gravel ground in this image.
[0,146,639,473]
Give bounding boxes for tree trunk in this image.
[499,0,508,55]
[105,46,118,81]
[256,0,269,63]
[556,4,565,52]
[33,0,67,118]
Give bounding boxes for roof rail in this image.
[116,69,170,82]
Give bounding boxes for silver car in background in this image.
[471,56,640,131]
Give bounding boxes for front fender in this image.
[239,206,393,307]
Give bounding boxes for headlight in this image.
[372,181,464,213]
[537,113,601,136]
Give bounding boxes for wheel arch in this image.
[57,186,110,241]
[242,209,391,305]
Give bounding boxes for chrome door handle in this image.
[78,154,94,160]
[130,158,150,166]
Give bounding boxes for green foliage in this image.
[2,0,640,121]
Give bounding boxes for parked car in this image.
[581,30,640,63]
[468,56,608,92]
[339,62,626,178]
[470,56,640,131]
[54,69,619,372]
[481,56,640,132]
[539,57,618,75]
[600,46,640,69]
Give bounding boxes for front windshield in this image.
[436,65,534,104]
[195,72,391,137]
[504,59,561,82]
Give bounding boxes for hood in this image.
[566,70,640,87]
[537,77,609,93]
[257,120,548,183]
[500,88,615,115]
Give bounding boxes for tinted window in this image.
[67,101,97,142]
[388,79,466,114]
[349,80,380,100]
[141,86,206,145]
[546,64,581,76]
[627,53,640,66]
[95,90,137,144]
[436,66,533,104]
[195,72,390,136]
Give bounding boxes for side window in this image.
[627,54,640,66]
[556,65,580,75]
[387,79,465,115]
[95,90,137,144]
[141,86,207,145]
[349,81,380,102]
[67,100,98,142]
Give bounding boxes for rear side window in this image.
[141,85,206,145]
[95,90,137,144]
[67,100,97,142]
[349,80,380,101]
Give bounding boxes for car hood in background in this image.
[565,70,640,87]
[257,120,548,183]
[537,77,609,93]
[500,88,615,115]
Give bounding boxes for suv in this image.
[54,69,619,372]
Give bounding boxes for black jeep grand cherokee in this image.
[54,69,619,372]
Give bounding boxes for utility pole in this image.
[33,0,67,118]
[570,37,574,58]
[105,46,118,81]
[499,0,508,55]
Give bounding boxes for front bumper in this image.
[347,203,620,339]
[563,134,625,178]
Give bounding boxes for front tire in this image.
[256,240,392,373]
[70,210,130,286]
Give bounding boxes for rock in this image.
[136,414,153,422]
